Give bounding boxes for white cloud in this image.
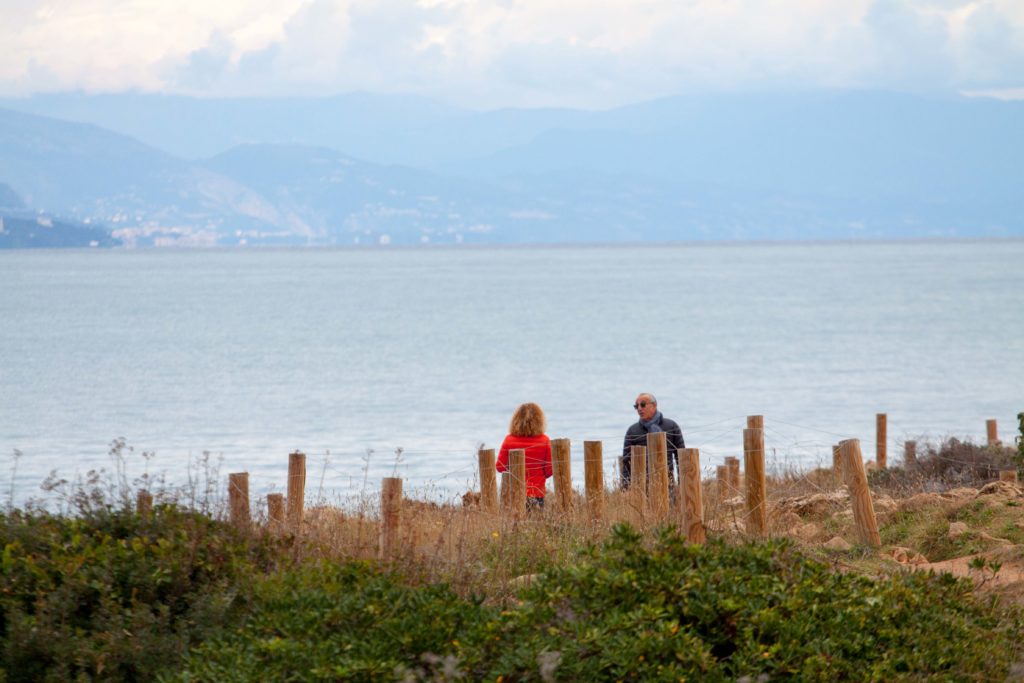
[0,0,1021,106]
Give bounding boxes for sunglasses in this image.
[633,402,652,410]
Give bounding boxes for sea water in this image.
[2,241,1022,506]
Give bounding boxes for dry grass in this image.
[238,437,1024,604]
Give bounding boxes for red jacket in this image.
[496,434,552,499]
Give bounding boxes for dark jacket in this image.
[621,415,685,488]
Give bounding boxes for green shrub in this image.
[171,525,1021,682]
[0,506,281,682]
[870,437,1016,492]
[169,560,487,682]
[465,526,1020,681]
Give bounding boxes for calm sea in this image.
[2,241,1022,507]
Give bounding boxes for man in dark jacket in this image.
[621,393,685,489]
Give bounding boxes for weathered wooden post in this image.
[228,472,250,528]
[509,449,527,518]
[584,440,604,520]
[267,493,285,531]
[287,451,306,532]
[839,439,881,547]
[551,438,573,514]
[630,445,648,517]
[726,456,740,495]
[1000,470,1018,483]
[743,427,767,536]
[987,419,1000,447]
[679,448,706,543]
[904,440,917,468]
[876,413,887,469]
[136,490,153,517]
[716,465,728,496]
[647,432,670,518]
[379,477,402,559]
[478,448,498,513]
[499,471,511,511]
[747,414,764,430]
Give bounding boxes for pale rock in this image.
[977,481,1024,498]
[899,492,943,512]
[889,546,929,565]
[942,487,978,501]
[773,491,848,517]
[823,536,852,551]
[948,521,969,538]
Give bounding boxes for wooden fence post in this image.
[551,438,573,514]
[839,439,881,547]
[509,449,527,518]
[743,427,767,536]
[904,440,917,467]
[499,471,511,512]
[228,472,250,528]
[379,477,402,559]
[287,451,306,532]
[876,413,887,469]
[987,419,1000,446]
[726,456,740,496]
[136,490,153,517]
[647,432,670,518]
[478,448,498,513]
[267,493,285,531]
[747,415,764,430]
[630,445,648,518]
[679,448,706,543]
[716,465,728,496]
[1000,470,1018,483]
[584,441,604,521]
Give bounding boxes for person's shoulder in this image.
[624,421,643,435]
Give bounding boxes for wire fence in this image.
[6,413,1017,513]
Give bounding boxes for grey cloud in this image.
[958,3,1024,88]
[174,33,233,90]
[863,0,956,90]
[336,0,451,86]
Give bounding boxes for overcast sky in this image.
[2,0,1022,108]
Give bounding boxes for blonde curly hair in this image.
[509,402,547,437]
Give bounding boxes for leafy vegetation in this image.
[0,506,283,682]
[169,526,1021,682]
[1016,412,1024,478]
[869,437,1016,493]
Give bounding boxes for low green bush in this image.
[168,559,487,682]
[171,525,1021,682]
[0,506,282,682]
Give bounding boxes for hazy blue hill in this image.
[451,92,1022,203]
[0,92,468,162]
[0,107,294,242]
[0,92,1021,245]
[0,211,120,248]
[202,143,523,244]
[0,182,24,208]
[0,107,189,209]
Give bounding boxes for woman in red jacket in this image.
[496,402,552,509]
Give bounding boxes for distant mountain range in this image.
[0,91,1021,247]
